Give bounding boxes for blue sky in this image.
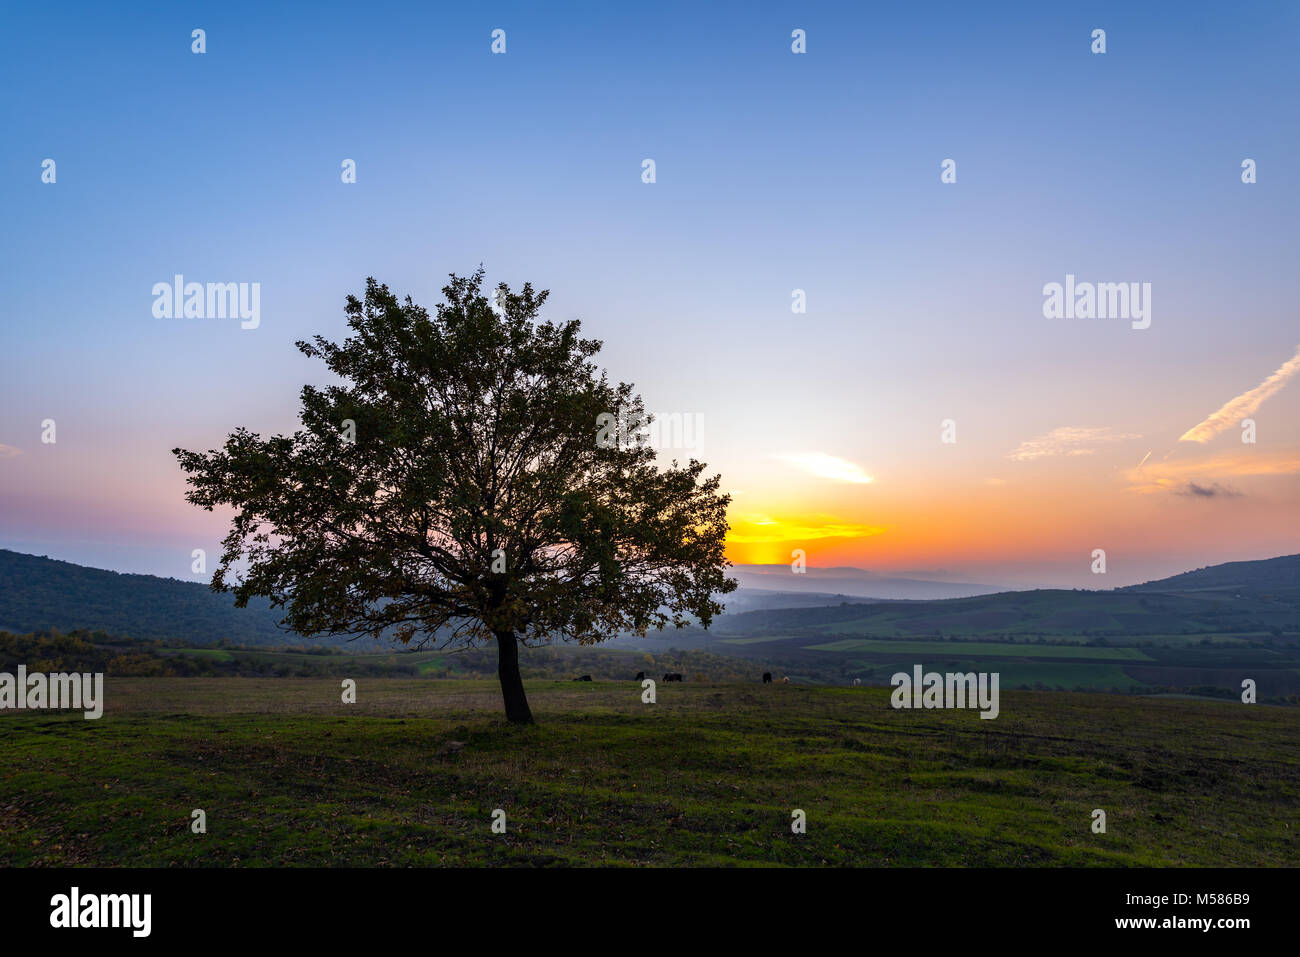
[2,1,1298,585]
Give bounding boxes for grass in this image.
[1,678,1296,867]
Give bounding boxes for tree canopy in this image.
[173,270,735,721]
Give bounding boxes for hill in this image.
[709,553,1300,643]
[713,579,1300,639]
[1123,553,1300,601]
[0,549,302,646]
[661,555,1300,701]
[5,547,1299,698]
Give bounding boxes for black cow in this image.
[663,673,683,682]
[635,671,646,681]
[573,675,592,682]
[762,672,772,683]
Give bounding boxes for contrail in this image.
[1179,343,1300,443]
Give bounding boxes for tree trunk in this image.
[494,630,534,724]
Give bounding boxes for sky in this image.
[1,1,1298,589]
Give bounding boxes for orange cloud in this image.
[727,512,886,545]
[1125,450,1300,494]
[1009,426,1140,461]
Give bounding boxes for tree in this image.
[173,270,735,723]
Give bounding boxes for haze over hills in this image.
[628,553,1300,701]
[728,564,1007,600]
[721,588,876,613]
[709,554,1300,642]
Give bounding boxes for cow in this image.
[781,676,790,684]
[573,675,592,682]
[663,673,683,682]
[635,671,646,681]
[852,678,861,686]
[762,672,772,684]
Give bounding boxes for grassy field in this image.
[1,678,1297,867]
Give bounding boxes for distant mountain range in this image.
[2,547,1297,650]
[653,554,1300,700]
[716,554,1298,637]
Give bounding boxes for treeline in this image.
[0,630,398,678]
[0,630,175,676]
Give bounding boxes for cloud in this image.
[775,452,873,484]
[1176,482,1243,498]
[727,513,885,544]
[1179,343,1300,443]
[1124,450,1300,494]
[1009,426,1141,461]
[0,444,23,459]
